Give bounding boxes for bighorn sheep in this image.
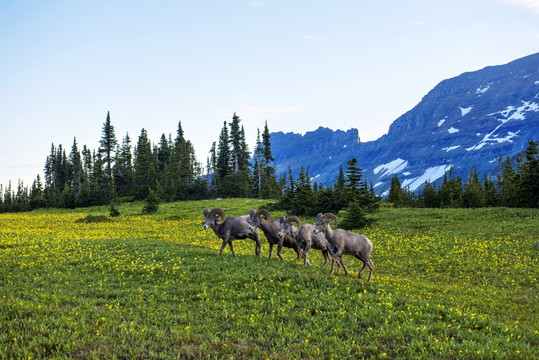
[203,208,261,257]
[278,216,336,268]
[247,209,303,262]
[314,213,374,283]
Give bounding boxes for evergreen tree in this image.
[216,121,231,182]
[497,156,518,207]
[388,176,403,207]
[133,129,157,199]
[68,138,83,198]
[422,181,439,208]
[253,128,263,197]
[29,175,44,209]
[345,158,363,200]
[260,121,278,198]
[142,187,160,214]
[114,133,134,197]
[517,140,539,207]
[439,167,463,208]
[331,165,348,212]
[464,168,485,208]
[99,111,118,191]
[295,166,314,215]
[483,174,498,207]
[228,114,251,197]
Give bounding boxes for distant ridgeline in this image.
[270,52,539,196]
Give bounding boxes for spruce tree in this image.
[517,140,539,207]
[345,158,363,201]
[464,168,485,208]
[388,176,403,207]
[133,129,157,199]
[68,138,83,198]
[216,121,231,182]
[99,111,118,191]
[260,121,278,198]
[497,156,518,207]
[114,133,134,197]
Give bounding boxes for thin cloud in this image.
[410,20,424,25]
[300,34,325,41]
[500,0,539,14]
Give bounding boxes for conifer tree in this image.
[260,121,278,198]
[388,176,403,207]
[422,181,439,208]
[216,121,231,182]
[114,133,134,197]
[133,129,157,199]
[99,111,118,191]
[345,158,363,200]
[464,168,485,208]
[483,174,498,207]
[497,156,518,207]
[517,140,539,207]
[68,138,83,198]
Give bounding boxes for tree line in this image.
[0,111,536,215]
[387,140,539,208]
[0,112,293,213]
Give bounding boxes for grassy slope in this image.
[1,199,537,359]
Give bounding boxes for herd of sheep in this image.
[202,208,375,283]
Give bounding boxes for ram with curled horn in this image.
[278,215,341,269]
[247,209,302,262]
[203,208,261,257]
[314,212,375,283]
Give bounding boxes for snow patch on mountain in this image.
[401,165,452,191]
[442,145,460,152]
[438,119,446,127]
[448,127,460,134]
[467,101,539,151]
[460,106,473,116]
[373,158,408,178]
[476,84,491,94]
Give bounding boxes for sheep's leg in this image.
[321,250,331,268]
[357,258,367,279]
[292,246,302,263]
[276,239,285,260]
[219,238,228,256]
[330,258,336,274]
[228,241,237,257]
[365,260,375,283]
[339,257,349,277]
[254,237,261,257]
[268,243,274,259]
[333,256,342,274]
[303,246,312,266]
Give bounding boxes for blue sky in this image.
[1,0,539,189]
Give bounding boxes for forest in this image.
[0,112,537,215]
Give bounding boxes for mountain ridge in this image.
[270,52,539,195]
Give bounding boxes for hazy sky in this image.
[1,0,539,189]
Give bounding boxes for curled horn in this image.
[255,209,271,224]
[322,213,339,228]
[208,208,226,224]
[285,216,302,229]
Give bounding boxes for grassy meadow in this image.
[1,199,538,359]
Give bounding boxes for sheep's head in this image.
[203,208,226,229]
[248,209,271,232]
[279,215,301,239]
[314,213,338,234]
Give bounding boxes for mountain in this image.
[270,52,539,195]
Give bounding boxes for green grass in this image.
[1,200,538,359]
